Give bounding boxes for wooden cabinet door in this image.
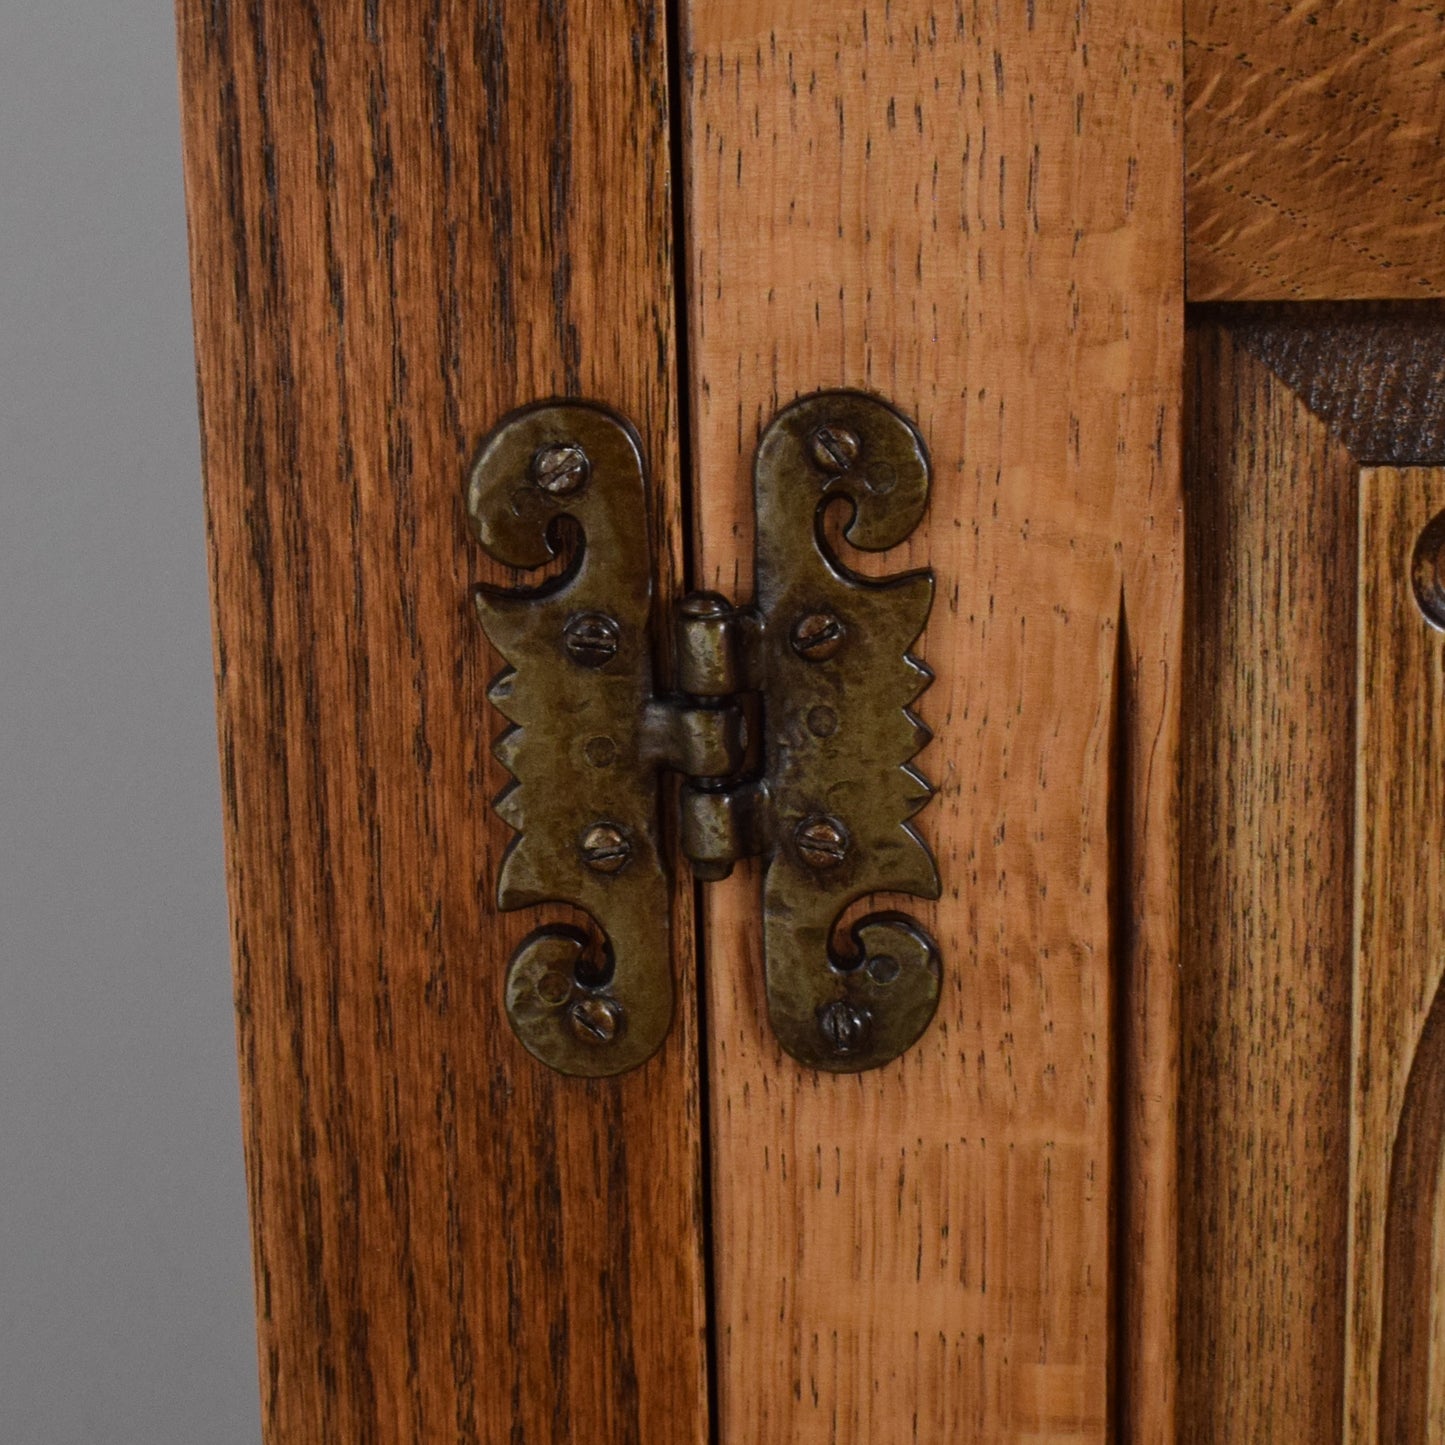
[174,9,708,1442]
[679,9,1179,1441]
[174,2,1445,1441]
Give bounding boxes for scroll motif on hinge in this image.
[466,402,672,1078]
[466,390,943,1078]
[750,392,942,1072]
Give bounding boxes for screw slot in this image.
[564,612,621,668]
[808,423,861,475]
[794,814,850,870]
[791,611,847,662]
[569,995,624,1045]
[818,999,870,1056]
[532,441,591,496]
[579,822,634,874]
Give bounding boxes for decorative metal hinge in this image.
[466,391,941,1077]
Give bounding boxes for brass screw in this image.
[569,996,623,1045]
[791,611,847,662]
[532,441,591,496]
[808,423,861,474]
[794,814,850,870]
[563,612,620,667]
[580,822,633,874]
[819,999,870,1056]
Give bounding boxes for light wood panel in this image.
[174,4,708,1441]
[1185,0,1445,301]
[680,5,1184,1440]
[1348,467,1445,1445]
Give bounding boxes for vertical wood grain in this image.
[174,4,708,1440]
[1348,467,1445,1445]
[1181,307,1445,1445]
[1180,325,1360,1443]
[1375,981,1445,1444]
[680,6,1184,1440]
[1184,0,1445,300]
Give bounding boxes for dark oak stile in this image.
[174,4,708,1441]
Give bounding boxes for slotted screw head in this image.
[563,612,620,667]
[819,1000,870,1057]
[791,611,847,662]
[808,423,861,475]
[579,822,633,874]
[569,996,623,1045]
[532,441,591,496]
[794,814,850,870]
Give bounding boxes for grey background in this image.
[1,2,260,1440]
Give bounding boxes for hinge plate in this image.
[748,392,942,1069]
[467,391,941,1076]
[468,402,674,1077]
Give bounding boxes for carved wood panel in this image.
[1351,466,1445,1445]
[1183,305,1445,1444]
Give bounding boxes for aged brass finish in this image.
[468,402,671,1078]
[749,392,941,1071]
[467,391,941,1077]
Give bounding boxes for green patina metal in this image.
[466,391,940,1077]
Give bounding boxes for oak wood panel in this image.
[1181,306,1445,1444]
[174,5,708,1441]
[1376,967,1445,1444]
[1185,0,1445,301]
[681,6,1184,1440]
[1348,466,1445,1445]
[1180,324,1360,1443]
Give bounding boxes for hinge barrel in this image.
[673,591,745,696]
[679,779,769,882]
[642,699,748,780]
[467,391,942,1076]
